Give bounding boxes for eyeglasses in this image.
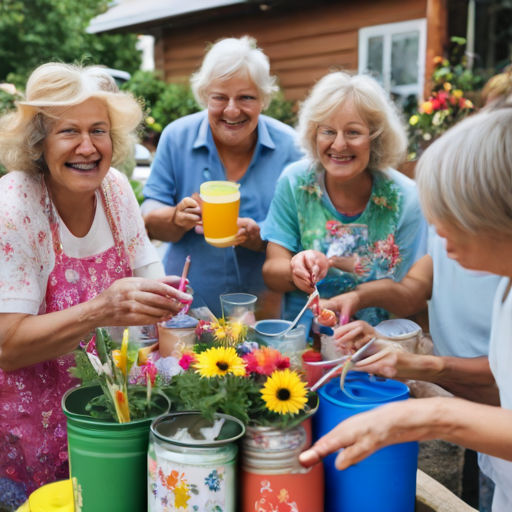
[207,94,260,109]
[316,127,370,145]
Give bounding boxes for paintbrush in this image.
[178,255,191,292]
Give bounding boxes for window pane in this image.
[391,31,419,85]
[367,36,383,83]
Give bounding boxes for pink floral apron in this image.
[0,180,132,507]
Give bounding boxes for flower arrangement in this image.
[407,38,483,159]
[70,327,170,422]
[165,320,317,428]
[71,317,317,428]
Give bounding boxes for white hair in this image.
[190,36,278,110]
[297,71,407,171]
[415,108,512,235]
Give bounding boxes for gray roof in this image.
[87,0,246,34]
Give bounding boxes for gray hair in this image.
[416,108,512,235]
[190,36,278,110]
[297,71,408,171]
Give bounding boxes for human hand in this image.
[334,320,376,352]
[173,196,202,232]
[319,290,361,326]
[94,276,193,327]
[353,346,402,379]
[290,250,330,293]
[299,398,440,470]
[233,218,265,251]
[328,255,357,273]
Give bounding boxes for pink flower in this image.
[141,361,158,385]
[179,353,195,370]
[195,320,212,337]
[243,347,290,376]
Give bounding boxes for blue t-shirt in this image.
[262,160,427,325]
[428,227,500,357]
[142,110,304,317]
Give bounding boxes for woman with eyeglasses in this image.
[262,71,426,326]
[142,36,303,318]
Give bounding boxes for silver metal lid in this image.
[151,411,245,447]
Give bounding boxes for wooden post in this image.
[425,0,448,100]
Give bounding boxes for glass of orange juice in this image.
[200,181,240,248]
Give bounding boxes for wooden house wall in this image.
[159,0,427,101]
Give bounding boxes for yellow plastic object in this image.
[27,479,74,512]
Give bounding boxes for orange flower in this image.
[433,56,443,65]
[443,82,452,91]
[244,347,290,375]
[421,101,434,115]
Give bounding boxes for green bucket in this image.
[62,385,170,512]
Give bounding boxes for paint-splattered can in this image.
[148,412,245,512]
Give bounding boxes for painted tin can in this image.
[148,412,245,512]
[62,385,170,512]
[240,425,324,512]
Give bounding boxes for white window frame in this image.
[358,19,427,99]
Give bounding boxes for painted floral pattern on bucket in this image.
[256,480,298,512]
[148,456,231,512]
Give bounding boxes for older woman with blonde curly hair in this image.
[262,71,426,326]
[0,62,191,508]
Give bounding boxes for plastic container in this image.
[375,319,423,354]
[313,373,419,512]
[220,293,257,322]
[252,320,307,369]
[240,424,324,512]
[62,385,170,512]
[200,181,240,248]
[148,412,245,512]
[157,315,199,357]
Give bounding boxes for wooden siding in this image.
[159,0,427,101]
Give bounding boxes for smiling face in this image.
[207,74,263,150]
[316,100,371,184]
[43,97,112,199]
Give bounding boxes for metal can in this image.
[240,425,324,512]
[148,412,245,512]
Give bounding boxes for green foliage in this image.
[129,179,145,205]
[0,0,141,84]
[164,372,262,425]
[121,70,167,111]
[69,349,100,384]
[85,386,168,421]
[264,89,298,127]
[150,82,200,131]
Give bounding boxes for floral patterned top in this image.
[262,160,427,325]
[0,168,158,315]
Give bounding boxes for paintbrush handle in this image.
[178,255,191,292]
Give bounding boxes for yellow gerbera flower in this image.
[194,347,246,378]
[261,369,308,415]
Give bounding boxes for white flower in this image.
[422,133,432,141]
[432,111,443,126]
[155,356,183,384]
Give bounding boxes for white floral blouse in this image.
[0,168,157,315]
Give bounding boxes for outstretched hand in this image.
[299,398,440,471]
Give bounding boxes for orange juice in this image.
[200,181,240,248]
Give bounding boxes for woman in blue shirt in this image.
[262,71,426,326]
[142,36,303,317]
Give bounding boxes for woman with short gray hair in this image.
[262,71,426,326]
[142,36,303,317]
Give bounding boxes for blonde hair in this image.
[297,71,407,171]
[190,36,278,110]
[481,71,512,106]
[0,62,143,175]
[416,108,512,235]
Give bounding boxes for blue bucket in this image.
[313,373,418,512]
